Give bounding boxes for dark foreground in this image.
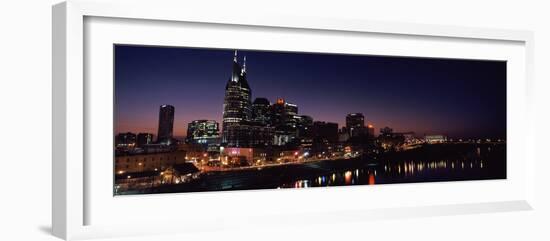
[119,143,506,195]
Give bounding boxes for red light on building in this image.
[368,173,375,185]
[276,98,285,105]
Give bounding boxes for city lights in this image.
[113,46,506,195]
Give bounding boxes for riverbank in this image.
[117,143,506,195]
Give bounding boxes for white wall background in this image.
[0,0,548,240]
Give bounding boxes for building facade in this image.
[186,120,220,147]
[116,132,136,148]
[312,121,339,143]
[252,97,271,125]
[136,133,154,147]
[222,51,253,146]
[425,135,447,144]
[346,113,367,137]
[115,150,187,174]
[367,124,375,137]
[157,104,175,145]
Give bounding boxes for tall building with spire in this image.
[222,51,253,146]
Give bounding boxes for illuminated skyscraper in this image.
[270,98,299,128]
[222,51,253,146]
[157,104,175,145]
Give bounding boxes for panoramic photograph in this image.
[113,45,506,195]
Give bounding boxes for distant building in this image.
[367,124,375,137]
[380,126,393,137]
[295,115,313,138]
[252,97,271,125]
[284,101,298,128]
[157,104,175,145]
[312,121,339,143]
[269,98,299,128]
[346,113,367,137]
[425,135,447,144]
[186,120,220,147]
[223,123,274,148]
[378,128,405,151]
[273,128,294,146]
[116,132,136,148]
[114,150,187,174]
[398,132,416,144]
[221,147,254,167]
[270,98,286,128]
[136,133,154,147]
[338,128,350,142]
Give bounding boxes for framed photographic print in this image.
[52,0,535,240]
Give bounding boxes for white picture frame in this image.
[52,0,535,240]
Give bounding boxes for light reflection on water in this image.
[282,159,489,189]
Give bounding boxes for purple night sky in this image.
[114,45,506,139]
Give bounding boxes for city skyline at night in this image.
[114,45,506,139]
[113,45,507,195]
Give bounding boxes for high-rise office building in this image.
[295,115,313,138]
[270,98,286,128]
[346,113,367,137]
[269,98,299,129]
[157,104,175,145]
[222,51,253,146]
[284,102,298,128]
[252,97,271,125]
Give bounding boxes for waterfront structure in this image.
[114,150,187,174]
[136,133,154,147]
[186,120,220,147]
[116,132,136,148]
[222,51,253,146]
[346,113,367,137]
[425,135,447,144]
[157,104,175,145]
[398,132,416,144]
[220,146,302,166]
[220,147,254,166]
[378,127,406,150]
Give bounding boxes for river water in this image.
[128,143,505,194]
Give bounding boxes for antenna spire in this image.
[233,50,238,62]
[242,56,247,73]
